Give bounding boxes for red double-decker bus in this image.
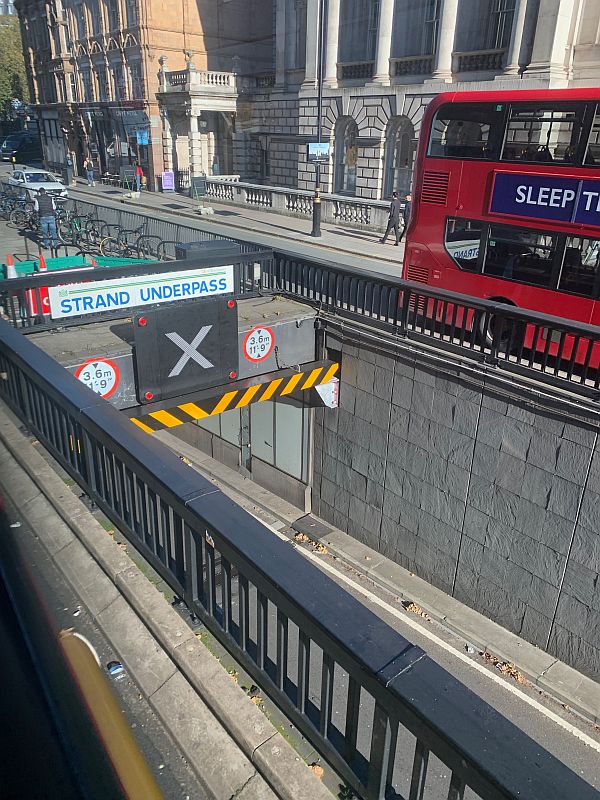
[404,89,600,346]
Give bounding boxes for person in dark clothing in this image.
[398,192,412,243]
[380,191,402,245]
[33,187,59,252]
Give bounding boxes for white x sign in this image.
[166,326,214,377]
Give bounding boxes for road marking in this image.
[253,516,600,753]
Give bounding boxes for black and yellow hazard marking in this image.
[130,361,340,434]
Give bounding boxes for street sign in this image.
[191,175,207,199]
[75,357,120,399]
[134,298,239,403]
[243,326,275,363]
[307,142,331,163]
[161,170,175,192]
[48,265,235,319]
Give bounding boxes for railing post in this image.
[399,287,412,336]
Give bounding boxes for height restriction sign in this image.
[75,358,120,399]
[243,326,275,363]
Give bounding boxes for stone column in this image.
[527,0,575,81]
[303,0,319,85]
[161,110,173,170]
[323,0,341,87]
[188,109,203,176]
[430,0,459,81]
[501,0,528,76]
[275,0,287,87]
[371,0,394,84]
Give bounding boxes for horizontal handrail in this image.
[266,250,600,397]
[1,317,598,800]
[4,192,600,399]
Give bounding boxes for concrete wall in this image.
[312,333,600,681]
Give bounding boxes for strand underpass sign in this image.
[47,265,235,319]
[133,298,239,403]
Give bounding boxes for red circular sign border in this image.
[75,357,121,399]
[242,326,275,363]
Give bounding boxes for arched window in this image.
[384,117,415,198]
[334,117,358,195]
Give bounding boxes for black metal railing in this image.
[175,168,191,192]
[1,320,599,800]
[5,193,600,400]
[266,251,600,399]
[0,251,271,331]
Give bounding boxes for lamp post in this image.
[311,0,326,237]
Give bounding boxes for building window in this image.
[107,0,120,31]
[57,74,67,102]
[74,3,87,39]
[96,65,109,100]
[69,72,79,101]
[80,67,93,102]
[91,5,103,36]
[455,0,515,53]
[129,62,144,99]
[384,117,416,197]
[392,0,440,58]
[286,0,307,70]
[112,63,126,100]
[334,117,358,195]
[125,0,139,27]
[339,0,379,63]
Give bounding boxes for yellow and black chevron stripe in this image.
[130,361,339,433]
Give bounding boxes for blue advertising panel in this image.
[576,180,600,227]
[490,172,600,228]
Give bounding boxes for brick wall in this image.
[313,333,600,680]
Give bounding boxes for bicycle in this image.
[99,223,148,258]
[8,196,36,226]
[57,210,97,246]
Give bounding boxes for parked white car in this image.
[8,167,68,200]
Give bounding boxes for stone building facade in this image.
[17,1,600,193]
[255,0,600,198]
[14,0,271,186]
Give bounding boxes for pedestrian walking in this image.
[380,191,402,246]
[398,192,412,244]
[84,155,95,186]
[34,187,59,254]
[134,161,144,193]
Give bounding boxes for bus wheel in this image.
[478,303,523,354]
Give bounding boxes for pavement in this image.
[0,404,333,800]
[61,173,406,278]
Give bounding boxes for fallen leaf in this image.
[309,764,324,780]
[404,602,431,621]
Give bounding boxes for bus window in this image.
[558,237,600,298]
[502,105,582,164]
[445,218,482,271]
[428,103,503,160]
[584,106,600,166]
[483,226,557,288]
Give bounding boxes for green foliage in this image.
[0,16,29,118]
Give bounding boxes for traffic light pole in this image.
[311,0,326,238]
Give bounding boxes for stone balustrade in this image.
[392,55,434,76]
[453,48,507,72]
[205,179,392,231]
[162,68,237,92]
